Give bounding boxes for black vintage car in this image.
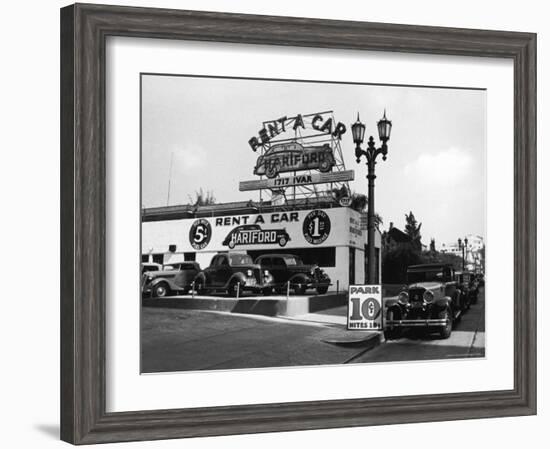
[456,271,479,308]
[254,254,331,295]
[193,253,274,297]
[383,263,463,340]
[142,262,201,298]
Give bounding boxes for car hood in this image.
[144,270,179,278]
[232,264,263,270]
[407,282,442,291]
[284,265,315,273]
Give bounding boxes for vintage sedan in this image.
[383,263,463,340]
[255,254,331,295]
[194,253,274,297]
[456,271,479,308]
[141,262,201,298]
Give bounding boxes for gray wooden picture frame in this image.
[60,3,537,445]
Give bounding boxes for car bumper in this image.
[241,278,274,292]
[385,318,448,328]
[275,280,330,289]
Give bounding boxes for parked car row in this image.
[141,253,331,298]
[383,263,482,340]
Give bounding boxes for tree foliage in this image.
[188,188,216,207]
[382,211,464,284]
[404,211,422,249]
[331,185,382,227]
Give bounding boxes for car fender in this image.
[224,272,247,288]
[384,302,403,321]
[384,298,399,309]
[148,277,173,289]
[288,273,311,285]
[193,272,207,286]
[435,296,452,309]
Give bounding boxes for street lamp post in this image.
[458,237,468,271]
[352,111,392,284]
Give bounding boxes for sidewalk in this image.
[141,307,379,373]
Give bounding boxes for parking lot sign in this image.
[348,285,383,330]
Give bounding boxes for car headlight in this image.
[397,291,409,305]
[423,290,435,303]
[247,269,253,277]
[263,270,270,276]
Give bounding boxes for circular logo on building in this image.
[303,210,331,245]
[189,219,212,250]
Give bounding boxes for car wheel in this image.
[383,309,401,340]
[228,240,236,249]
[438,308,453,339]
[293,283,306,295]
[319,160,331,172]
[316,285,328,295]
[228,279,241,297]
[153,282,170,298]
[278,236,287,247]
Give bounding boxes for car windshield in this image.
[143,265,159,272]
[407,269,445,283]
[163,265,177,271]
[283,256,302,266]
[229,254,254,266]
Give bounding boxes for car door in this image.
[444,267,459,310]
[204,256,219,287]
[270,257,288,285]
[215,254,232,287]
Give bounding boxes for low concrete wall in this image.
[142,292,348,317]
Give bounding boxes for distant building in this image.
[439,234,485,273]
[382,222,411,250]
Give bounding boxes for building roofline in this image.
[142,198,346,222]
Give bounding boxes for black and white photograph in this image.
[140,74,486,373]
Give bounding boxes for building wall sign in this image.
[303,210,331,245]
[143,208,366,254]
[253,143,335,178]
[222,225,290,249]
[188,218,212,250]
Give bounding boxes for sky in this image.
[141,74,486,246]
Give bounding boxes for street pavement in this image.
[350,287,485,364]
[141,287,485,372]
[141,309,375,373]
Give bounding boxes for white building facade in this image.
[142,205,381,290]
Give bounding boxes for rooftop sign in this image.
[239,170,355,192]
[248,112,347,152]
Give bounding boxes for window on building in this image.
[184,252,196,261]
[152,253,164,265]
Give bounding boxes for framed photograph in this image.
[60,3,536,444]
